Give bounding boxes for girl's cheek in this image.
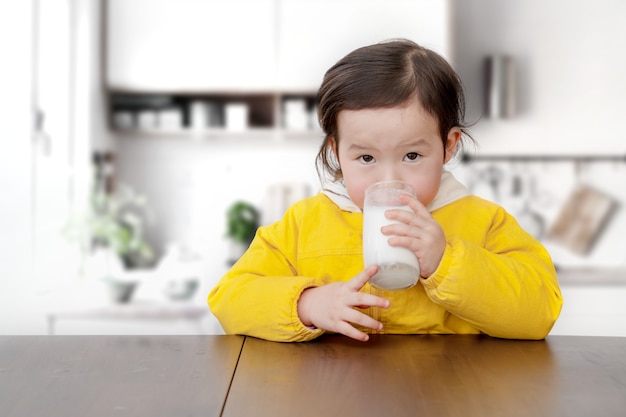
[343,183,366,209]
[413,176,440,206]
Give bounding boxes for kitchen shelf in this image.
[110,128,324,143]
[461,154,626,163]
[108,91,322,139]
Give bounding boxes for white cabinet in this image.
[106,0,451,136]
[107,0,450,92]
[106,0,276,91]
[277,0,451,91]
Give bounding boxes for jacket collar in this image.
[321,169,470,213]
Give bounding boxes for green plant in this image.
[65,183,154,269]
[226,201,260,244]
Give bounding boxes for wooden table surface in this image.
[0,335,244,417]
[1,334,625,417]
[224,334,626,417]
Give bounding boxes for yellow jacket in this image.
[208,193,562,342]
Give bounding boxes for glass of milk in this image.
[363,180,420,290]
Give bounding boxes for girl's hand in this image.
[382,193,446,278]
[297,265,390,342]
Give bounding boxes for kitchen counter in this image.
[551,268,626,337]
[555,266,626,286]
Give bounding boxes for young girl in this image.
[208,39,562,342]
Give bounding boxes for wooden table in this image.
[226,335,626,417]
[0,335,243,417]
[2,335,625,417]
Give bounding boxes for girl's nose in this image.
[380,166,402,183]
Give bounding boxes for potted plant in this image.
[88,183,154,269]
[225,201,259,265]
[65,182,154,302]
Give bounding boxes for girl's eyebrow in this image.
[346,138,431,152]
[346,143,374,152]
[398,138,431,148]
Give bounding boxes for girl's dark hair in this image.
[315,39,472,181]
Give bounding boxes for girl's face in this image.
[332,98,460,210]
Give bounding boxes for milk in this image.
[363,205,420,290]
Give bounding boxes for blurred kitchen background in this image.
[2,0,626,336]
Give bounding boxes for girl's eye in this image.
[358,155,375,164]
[404,152,420,162]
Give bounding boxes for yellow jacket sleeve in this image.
[208,199,327,342]
[423,197,562,339]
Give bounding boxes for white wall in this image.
[0,1,36,333]
[451,0,626,155]
[0,0,105,335]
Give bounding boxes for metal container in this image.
[484,55,516,118]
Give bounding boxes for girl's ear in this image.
[329,136,338,157]
[444,127,462,163]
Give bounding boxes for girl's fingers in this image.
[387,207,428,227]
[337,266,389,342]
[351,291,390,309]
[337,322,370,342]
[399,193,429,217]
[347,267,390,307]
[347,265,378,291]
[346,308,384,331]
[338,310,382,342]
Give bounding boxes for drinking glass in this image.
[363,180,420,290]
